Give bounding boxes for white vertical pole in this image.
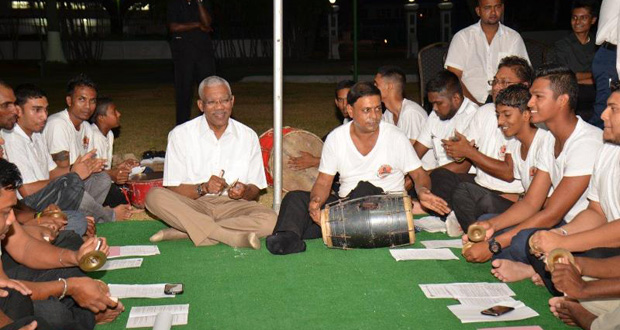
[273,0,284,212]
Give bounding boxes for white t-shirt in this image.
[416,97,478,169]
[319,121,422,198]
[596,0,620,76]
[343,117,350,125]
[445,21,530,104]
[536,118,603,222]
[587,143,620,222]
[90,124,114,169]
[464,103,523,193]
[508,128,549,193]
[164,116,267,192]
[43,109,93,165]
[2,124,56,184]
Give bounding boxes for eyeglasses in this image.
[488,79,518,88]
[571,15,592,22]
[203,97,232,107]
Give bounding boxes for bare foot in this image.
[549,297,597,329]
[95,301,125,324]
[531,273,544,286]
[491,259,536,282]
[113,205,134,221]
[150,228,189,243]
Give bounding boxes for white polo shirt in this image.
[43,109,93,165]
[508,128,549,193]
[536,118,603,222]
[587,143,620,222]
[464,103,523,193]
[319,121,422,198]
[445,21,530,104]
[163,116,267,192]
[416,97,478,169]
[90,124,114,169]
[2,124,56,184]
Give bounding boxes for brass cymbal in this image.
[79,250,107,272]
[546,248,575,272]
[467,224,486,243]
[41,210,67,221]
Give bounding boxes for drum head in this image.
[269,129,323,192]
[128,171,163,182]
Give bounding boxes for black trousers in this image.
[171,39,216,125]
[429,168,475,212]
[0,289,53,330]
[103,183,128,208]
[3,231,95,330]
[451,182,514,231]
[524,229,620,296]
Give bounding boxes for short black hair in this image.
[14,84,47,107]
[377,65,406,96]
[535,63,579,112]
[347,81,381,106]
[66,73,97,96]
[495,84,531,113]
[90,96,113,124]
[335,80,355,98]
[426,70,463,97]
[0,159,22,191]
[0,80,11,90]
[572,0,598,17]
[498,56,534,85]
[477,0,504,6]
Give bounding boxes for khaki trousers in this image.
[145,187,276,246]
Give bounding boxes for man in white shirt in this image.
[590,0,619,128]
[441,56,534,231]
[266,82,449,255]
[463,65,603,274]
[445,0,529,105]
[145,76,277,248]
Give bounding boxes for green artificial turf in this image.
[94,221,570,330]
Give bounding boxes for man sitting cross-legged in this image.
[462,64,603,269]
[146,76,277,248]
[0,159,124,330]
[266,82,450,255]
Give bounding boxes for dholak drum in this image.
[320,193,415,249]
[127,171,163,208]
[259,127,323,192]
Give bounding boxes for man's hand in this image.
[109,161,138,185]
[462,240,493,263]
[417,188,450,215]
[461,221,495,244]
[0,278,32,297]
[442,131,475,160]
[23,225,58,243]
[529,230,564,255]
[72,150,105,179]
[17,321,37,330]
[288,151,320,171]
[551,262,586,299]
[227,182,246,200]
[76,237,109,263]
[198,23,213,33]
[308,196,322,224]
[85,216,96,237]
[36,214,67,232]
[66,278,117,313]
[206,175,228,195]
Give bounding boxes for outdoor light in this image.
[384,39,388,44]
[329,0,336,4]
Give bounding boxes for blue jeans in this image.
[591,46,618,128]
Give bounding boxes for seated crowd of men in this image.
[0,0,617,328]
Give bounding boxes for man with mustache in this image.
[445,0,529,106]
[146,76,277,248]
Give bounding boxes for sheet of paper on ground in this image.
[126,304,189,328]
[448,300,539,323]
[108,284,173,299]
[108,245,160,259]
[421,239,463,249]
[420,283,515,299]
[98,258,143,271]
[390,248,459,261]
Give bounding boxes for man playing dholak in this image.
[145,76,276,248]
[266,82,450,255]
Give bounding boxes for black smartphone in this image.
[164,283,184,295]
[480,305,515,317]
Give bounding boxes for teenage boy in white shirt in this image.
[462,64,603,273]
[266,82,449,255]
[145,76,277,248]
[445,0,529,105]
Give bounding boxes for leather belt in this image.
[602,42,617,51]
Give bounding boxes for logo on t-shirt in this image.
[82,136,90,151]
[377,164,393,179]
[529,166,537,178]
[498,145,507,161]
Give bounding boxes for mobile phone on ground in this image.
[164,283,184,295]
[480,305,515,317]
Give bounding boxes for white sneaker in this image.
[445,211,464,237]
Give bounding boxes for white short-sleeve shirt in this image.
[90,124,114,169]
[464,103,523,193]
[43,109,93,165]
[416,97,478,169]
[163,116,267,192]
[595,0,620,76]
[319,121,422,198]
[587,143,620,222]
[535,118,603,222]
[508,128,550,193]
[2,124,56,184]
[445,21,530,104]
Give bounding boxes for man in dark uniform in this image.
[167,0,216,125]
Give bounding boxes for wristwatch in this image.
[196,183,205,196]
[488,238,502,255]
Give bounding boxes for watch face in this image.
[489,240,501,254]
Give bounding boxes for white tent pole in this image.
[273,0,284,212]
